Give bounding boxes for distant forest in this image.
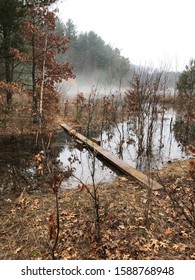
[56,19,132,87]
[56,19,180,89]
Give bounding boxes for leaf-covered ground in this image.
[0,160,194,260]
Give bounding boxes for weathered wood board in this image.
[60,123,163,190]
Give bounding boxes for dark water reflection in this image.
[0,135,36,193]
[0,133,65,194]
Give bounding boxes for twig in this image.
[51,180,60,260]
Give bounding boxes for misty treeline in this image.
[56,18,131,87]
[56,18,182,90]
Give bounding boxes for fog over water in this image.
[57,78,127,100]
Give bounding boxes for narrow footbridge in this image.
[60,123,163,190]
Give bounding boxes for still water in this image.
[59,108,188,188]
[0,108,192,193]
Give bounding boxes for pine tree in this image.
[0,0,26,103]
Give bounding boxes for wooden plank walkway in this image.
[60,123,163,190]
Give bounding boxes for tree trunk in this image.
[39,34,47,129]
[31,13,39,123]
[5,58,12,104]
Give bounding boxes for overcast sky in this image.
[57,0,195,71]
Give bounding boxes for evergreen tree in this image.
[0,0,26,102]
[175,59,195,146]
[65,19,77,39]
[61,21,131,82]
[177,59,195,113]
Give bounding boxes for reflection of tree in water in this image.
[0,130,67,194]
[0,135,36,193]
[173,117,195,147]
